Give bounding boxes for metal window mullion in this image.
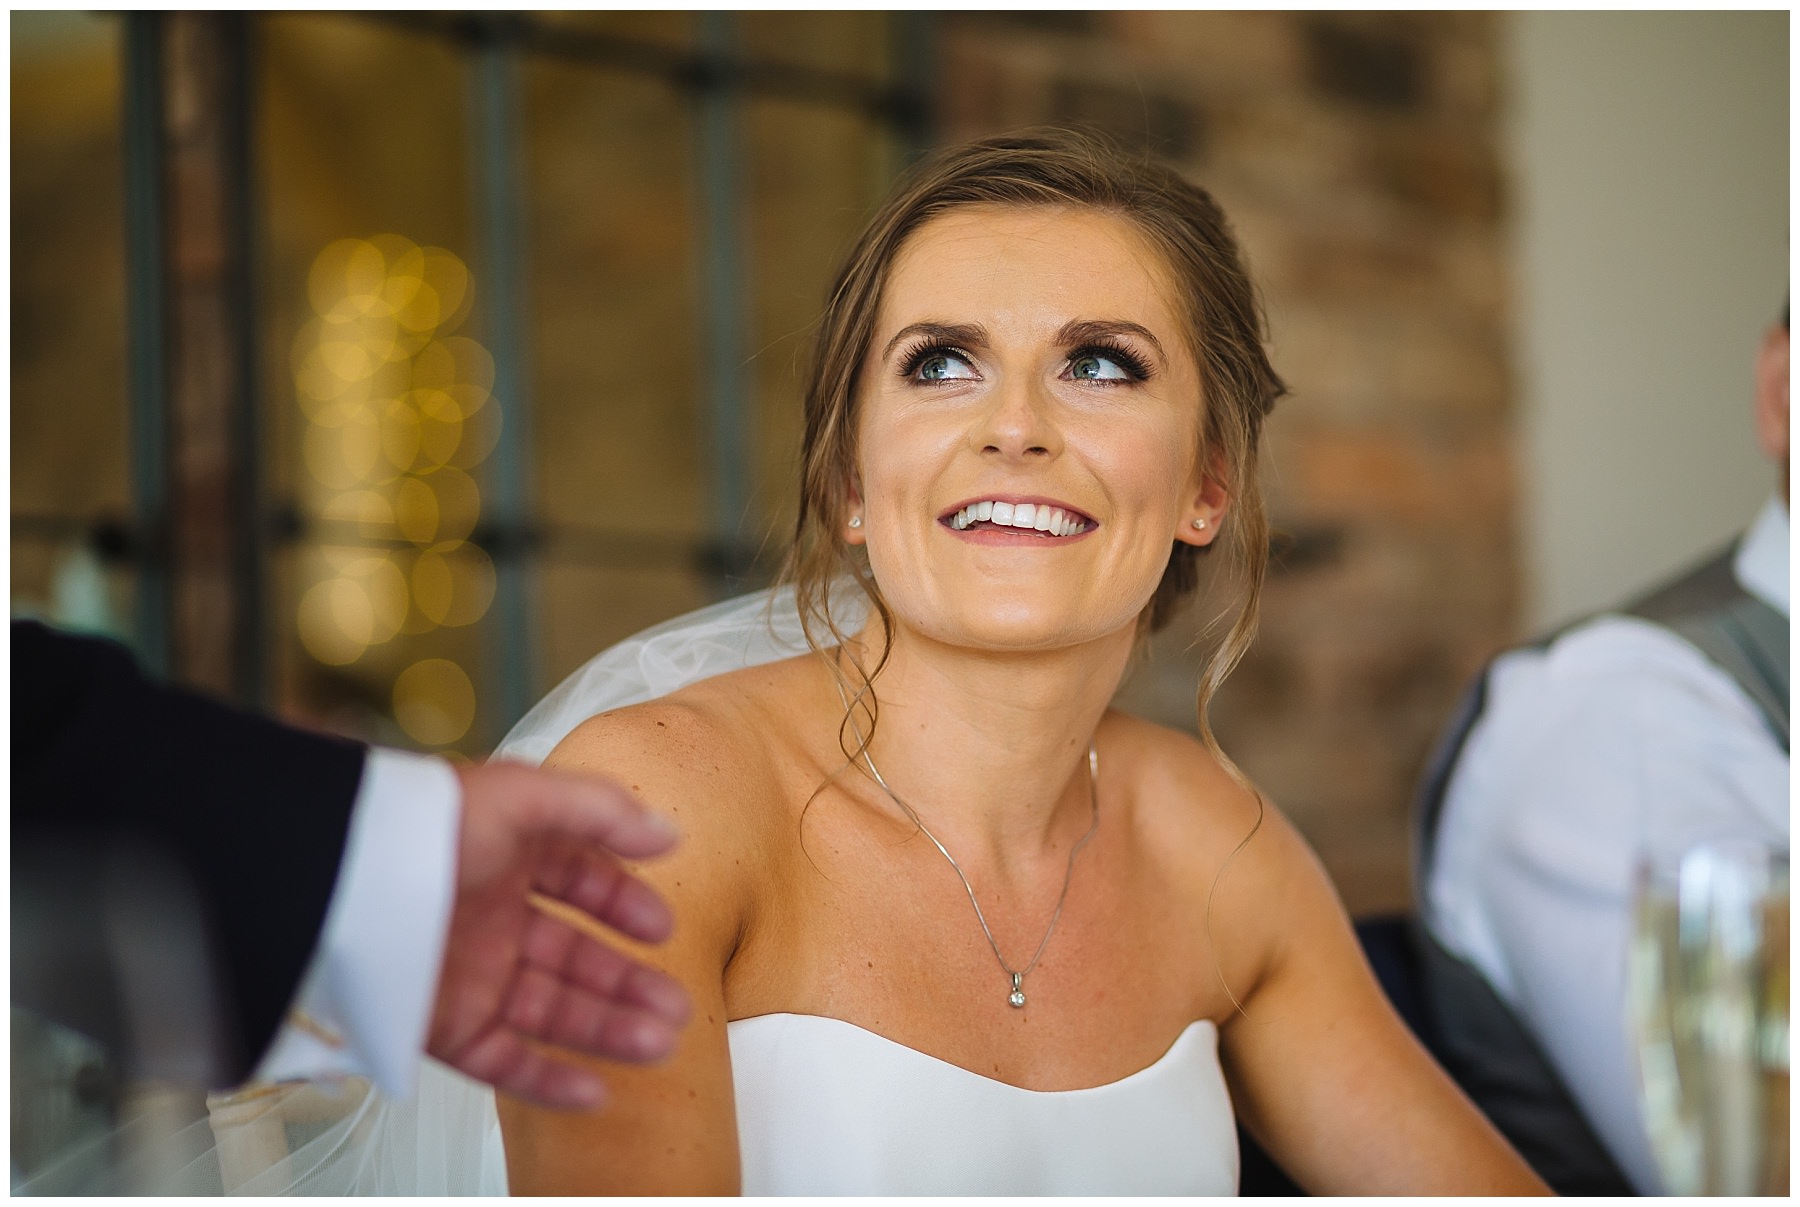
[473,32,535,739]
[697,11,753,595]
[222,14,265,707]
[890,12,937,165]
[122,13,171,677]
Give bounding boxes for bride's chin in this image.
[886,594,1144,655]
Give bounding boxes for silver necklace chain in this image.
[835,680,1100,1009]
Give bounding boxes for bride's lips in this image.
[937,496,1097,541]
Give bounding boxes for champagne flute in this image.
[1629,840,1789,1196]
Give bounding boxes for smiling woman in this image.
[843,205,1223,661]
[478,129,1551,1195]
[227,128,1548,1195]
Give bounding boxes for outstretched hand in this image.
[426,761,691,1110]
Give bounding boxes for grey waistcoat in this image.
[1408,543,1788,1195]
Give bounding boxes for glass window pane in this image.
[10,12,131,637]
[740,11,894,82]
[522,57,710,687]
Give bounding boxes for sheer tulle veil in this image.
[114,584,860,1194]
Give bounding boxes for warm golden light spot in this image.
[308,238,374,316]
[411,548,454,625]
[393,281,441,334]
[380,396,423,471]
[328,577,375,646]
[394,658,476,746]
[410,544,494,628]
[413,385,463,423]
[393,475,441,544]
[303,411,382,490]
[443,336,496,394]
[315,340,375,383]
[343,240,389,306]
[297,579,368,666]
[359,556,409,645]
[422,249,471,329]
[315,319,395,383]
[296,574,378,661]
[294,350,349,417]
[410,389,464,468]
[317,543,361,575]
[421,465,480,543]
[440,542,496,628]
[410,340,457,391]
[319,490,394,528]
[383,243,426,299]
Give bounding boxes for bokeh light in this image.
[298,577,371,665]
[411,541,496,628]
[294,232,495,748]
[393,658,476,746]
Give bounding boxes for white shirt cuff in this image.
[252,747,461,1098]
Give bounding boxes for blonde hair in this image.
[781,128,1286,768]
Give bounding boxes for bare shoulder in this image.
[542,654,820,957]
[1098,710,1341,990]
[546,653,815,815]
[1098,709,1305,865]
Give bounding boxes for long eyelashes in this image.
[893,338,1154,383]
[1069,338,1153,382]
[895,340,977,381]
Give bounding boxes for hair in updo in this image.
[782,127,1286,767]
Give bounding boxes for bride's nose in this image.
[971,373,1063,461]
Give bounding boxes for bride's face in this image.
[847,203,1222,653]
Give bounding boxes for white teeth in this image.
[947,500,1089,536]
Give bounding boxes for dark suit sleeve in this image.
[12,620,368,1076]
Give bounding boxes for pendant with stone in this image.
[1008,972,1026,1008]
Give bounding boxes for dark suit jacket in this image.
[12,620,367,1082]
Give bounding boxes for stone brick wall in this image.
[935,12,1518,914]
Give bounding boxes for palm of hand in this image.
[426,763,688,1109]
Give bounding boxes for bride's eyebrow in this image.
[1055,319,1167,367]
[881,321,988,362]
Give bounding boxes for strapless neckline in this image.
[728,1011,1216,1094]
[727,1011,1238,1194]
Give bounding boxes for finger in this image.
[454,1027,609,1112]
[521,912,692,1024]
[499,762,681,862]
[534,854,676,944]
[503,962,682,1063]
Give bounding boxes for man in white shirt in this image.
[14,620,691,1111]
[1420,315,1789,1193]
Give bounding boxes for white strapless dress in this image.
[728,1014,1238,1195]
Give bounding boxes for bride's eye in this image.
[900,344,980,383]
[1066,344,1149,383]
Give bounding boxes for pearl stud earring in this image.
[1191,518,1208,531]
[849,515,863,529]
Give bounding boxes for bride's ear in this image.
[843,478,867,546]
[1176,460,1230,549]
